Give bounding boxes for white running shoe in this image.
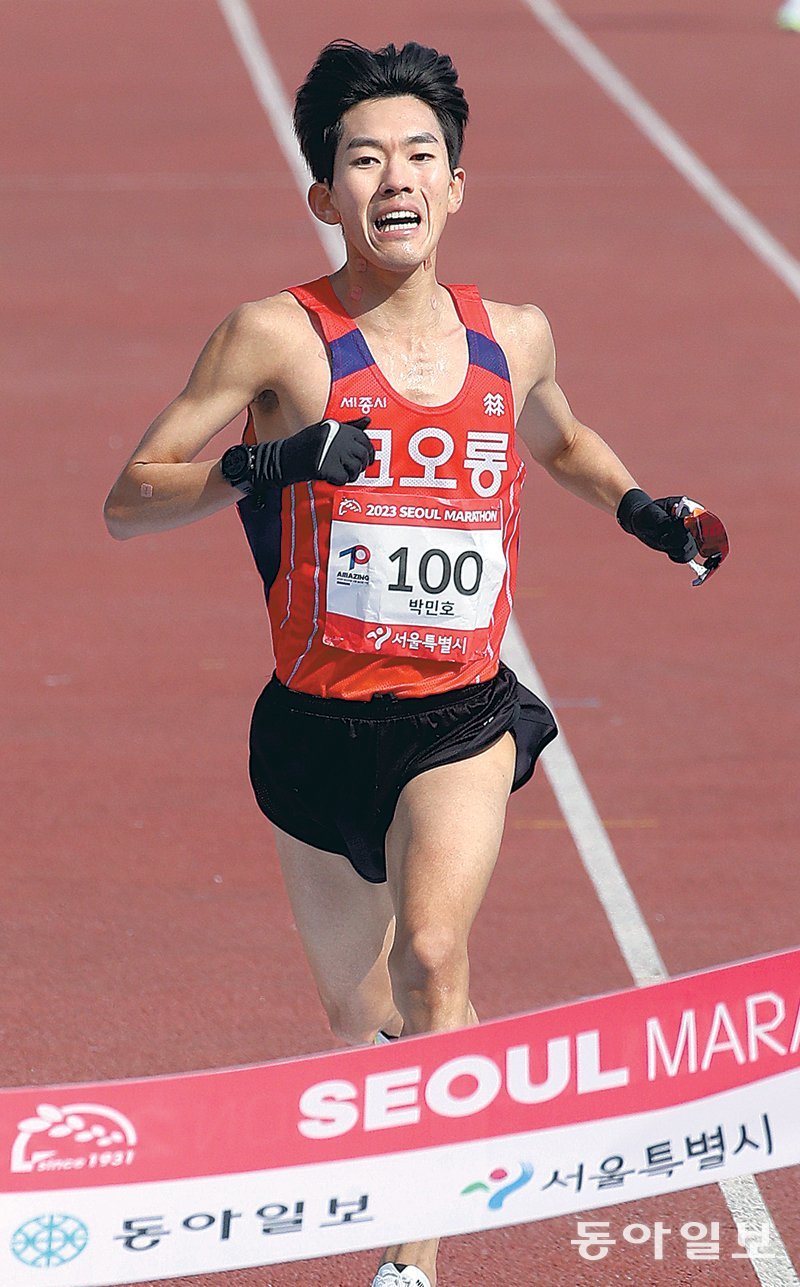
[777,0,800,29]
[371,1264,432,1287]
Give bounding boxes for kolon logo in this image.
[338,543,371,571]
[338,498,363,516]
[11,1102,137,1175]
[483,392,505,417]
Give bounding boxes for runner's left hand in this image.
[616,489,699,562]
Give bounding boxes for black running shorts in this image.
[248,662,557,884]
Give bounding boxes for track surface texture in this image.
[2,1,798,1284]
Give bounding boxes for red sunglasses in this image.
[673,497,730,586]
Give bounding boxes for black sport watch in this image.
[220,443,255,494]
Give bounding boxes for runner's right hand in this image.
[254,417,374,488]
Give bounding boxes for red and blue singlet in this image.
[239,276,524,700]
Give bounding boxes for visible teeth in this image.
[376,211,420,230]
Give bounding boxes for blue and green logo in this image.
[461,1162,534,1209]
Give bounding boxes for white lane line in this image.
[723,1174,798,1284]
[501,618,667,985]
[503,622,798,1283]
[215,0,343,266]
[217,2,798,1280]
[515,6,800,1275]
[521,0,800,305]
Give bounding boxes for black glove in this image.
[221,417,375,497]
[616,489,699,563]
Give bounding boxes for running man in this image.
[104,40,717,1287]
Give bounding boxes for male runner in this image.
[105,40,716,1287]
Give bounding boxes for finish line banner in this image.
[2,949,799,1285]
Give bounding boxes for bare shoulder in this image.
[215,290,313,357]
[236,289,310,325]
[185,290,319,398]
[485,300,553,360]
[483,300,555,406]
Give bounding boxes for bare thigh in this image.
[272,825,398,1043]
[386,732,516,948]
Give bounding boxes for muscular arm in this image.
[103,301,282,540]
[512,306,638,513]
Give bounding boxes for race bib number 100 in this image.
[324,490,507,663]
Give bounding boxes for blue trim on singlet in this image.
[466,328,511,382]
[329,330,374,381]
[236,489,282,603]
[330,320,509,386]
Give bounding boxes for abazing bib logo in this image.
[336,543,371,584]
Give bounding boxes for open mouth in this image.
[373,210,422,232]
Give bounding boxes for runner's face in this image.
[323,96,464,270]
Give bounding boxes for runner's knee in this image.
[389,925,467,998]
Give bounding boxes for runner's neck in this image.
[330,256,456,339]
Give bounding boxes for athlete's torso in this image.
[238,277,525,699]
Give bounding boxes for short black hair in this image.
[294,40,469,185]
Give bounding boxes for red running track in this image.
[1,0,798,1283]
